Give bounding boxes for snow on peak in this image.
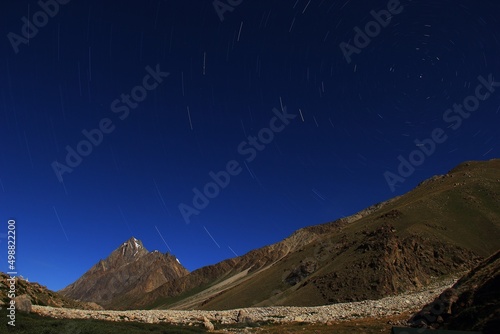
[120,238,143,255]
[176,258,181,264]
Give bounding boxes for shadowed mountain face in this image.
[63,159,500,311]
[59,237,189,307]
[409,249,500,334]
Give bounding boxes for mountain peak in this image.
[119,237,147,259]
[123,236,140,244]
[60,237,189,307]
[123,236,143,248]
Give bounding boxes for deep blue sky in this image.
[1,0,499,291]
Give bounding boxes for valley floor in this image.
[214,313,412,334]
[30,277,457,331]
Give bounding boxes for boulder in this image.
[14,294,32,313]
[203,317,214,331]
[237,309,252,323]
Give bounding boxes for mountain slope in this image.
[135,159,500,311]
[60,237,189,307]
[0,273,101,310]
[202,159,500,310]
[64,159,500,311]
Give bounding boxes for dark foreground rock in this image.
[409,250,500,334]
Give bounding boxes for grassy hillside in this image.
[167,159,500,310]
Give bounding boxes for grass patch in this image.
[227,312,413,334]
[0,309,206,334]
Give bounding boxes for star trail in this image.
[1,0,499,290]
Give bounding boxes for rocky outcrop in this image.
[305,224,479,305]
[0,273,100,310]
[284,259,318,286]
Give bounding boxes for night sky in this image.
[1,0,499,291]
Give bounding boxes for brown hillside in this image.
[153,159,500,310]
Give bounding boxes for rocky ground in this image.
[32,277,457,331]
